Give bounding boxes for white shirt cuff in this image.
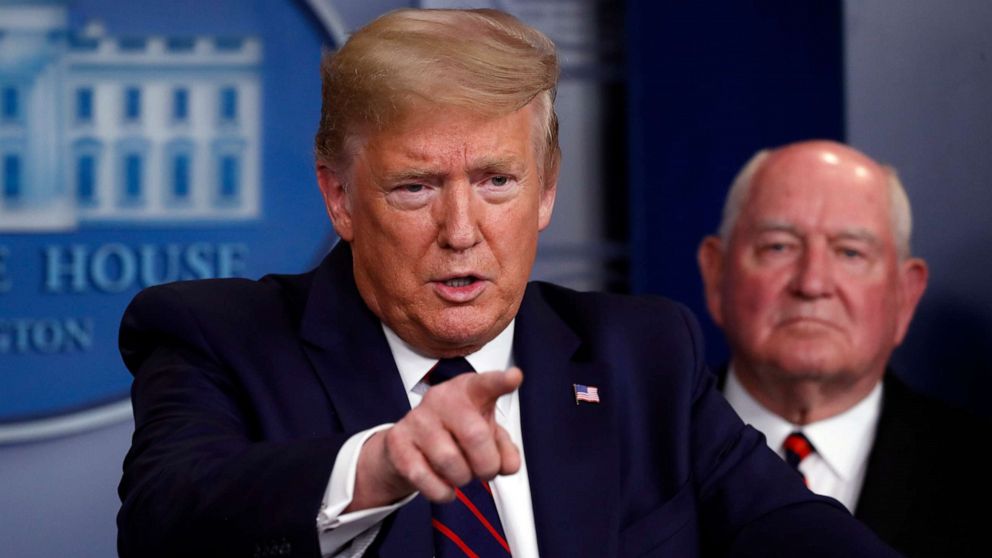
[316,424,417,556]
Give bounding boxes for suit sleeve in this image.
[117,284,348,558]
[676,305,903,557]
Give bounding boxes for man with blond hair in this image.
[119,11,897,558]
[699,140,985,557]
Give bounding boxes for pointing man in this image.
[119,13,898,558]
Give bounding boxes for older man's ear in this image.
[893,257,928,346]
[317,163,353,242]
[697,235,726,328]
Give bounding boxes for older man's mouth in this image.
[777,316,843,333]
[433,275,487,302]
[444,277,475,288]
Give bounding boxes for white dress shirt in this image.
[723,369,882,512]
[315,320,540,557]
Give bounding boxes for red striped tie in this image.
[783,431,815,484]
[427,357,512,557]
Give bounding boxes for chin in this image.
[765,350,845,381]
[425,314,500,350]
[776,321,842,339]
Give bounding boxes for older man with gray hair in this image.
[699,139,986,557]
[118,11,901,558]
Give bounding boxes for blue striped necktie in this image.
[427,357,512,557]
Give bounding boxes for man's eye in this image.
[490,175,509,187]
[400,184,424,193]
[761,242,791,253]
[838,247,864,259]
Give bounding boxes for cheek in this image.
[486,201,540,252]
[725,273,779,323]
[847,284,900,335]
[836,270,890,312]
[356,203,436,252]
[352,231,433,301]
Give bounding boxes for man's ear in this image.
[316,163,354,242]
[538,153,559,231]
[697,236,726,327]
[894,257,928,345]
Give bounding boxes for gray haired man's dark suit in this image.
[117,243,900,557]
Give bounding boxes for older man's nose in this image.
[790,243,835,298]
[437,183,482,251]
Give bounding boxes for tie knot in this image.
[427,357,475,386]
[783,431,815,467]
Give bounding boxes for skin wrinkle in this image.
[307,8,553,515]
[754,221,881,249]
[319,101,556,358]
[699,141,928,424]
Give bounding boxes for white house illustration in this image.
[0,0,262,231]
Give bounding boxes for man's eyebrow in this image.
[378,168,444,183]
[469,155,524,174]
[754,221,802,235]
[375,155,524,183]
[831,229,880,246]
[753,221,881,246]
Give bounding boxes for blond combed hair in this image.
[314,8,561,175]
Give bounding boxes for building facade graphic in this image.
[0,0,262,231]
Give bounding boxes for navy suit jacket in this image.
[118,243,897,557]
[716,365,987,557]
[855,374,988,557]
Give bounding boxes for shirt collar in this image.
[725,367,882,481]
[381,320,516,416]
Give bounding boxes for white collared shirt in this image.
[316,320,539,557]
[723,369,882,512]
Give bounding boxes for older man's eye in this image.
[490,175,509,187]
[760,242,791,254]
[386,183,433,209]
[837,247,865,260]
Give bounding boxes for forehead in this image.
[739,148,893,238]
[357,104,540,174]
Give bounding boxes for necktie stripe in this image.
[428,357,512,557]
[783,436,812,459]
[432,518,481,558]
[455,485,512,553]
[782,431,816,485]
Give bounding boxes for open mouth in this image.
[443,276,479,288]
[433,275,487,302]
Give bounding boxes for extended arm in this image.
[118,285,346,557]
[677,305,902,557]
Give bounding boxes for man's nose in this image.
[789,241,834,298]
[436,182,482,251]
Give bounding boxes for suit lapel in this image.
[299,242,412,431]
[514,284,619,557]
[854,374,915,540]
[299,242,432,558]
[298,253,620,556]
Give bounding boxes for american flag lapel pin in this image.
[573,383,600,405]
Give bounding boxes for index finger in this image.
[465,367,523,408]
